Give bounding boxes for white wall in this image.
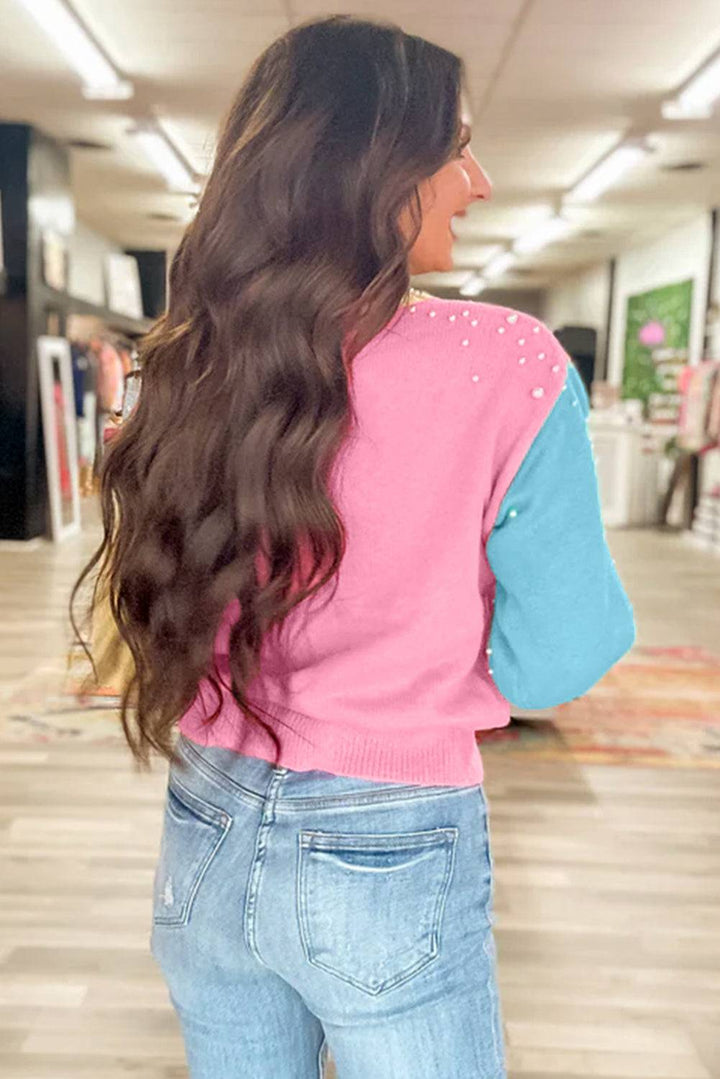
[607,213,713,386]
[68,220,124,307]
[542,263,611,373]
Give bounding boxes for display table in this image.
[587,413,675,528]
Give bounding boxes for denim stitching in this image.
[154,777,232,927]
[243,766,287,968]
[297,828,458,995]
[178,737,481,812]
[176,737,266,809]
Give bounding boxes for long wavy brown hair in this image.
[71,14,467,769]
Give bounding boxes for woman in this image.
[73,14,635,1077]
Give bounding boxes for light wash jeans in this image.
[150,732,507,1078]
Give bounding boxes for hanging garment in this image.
[96,340,125,413]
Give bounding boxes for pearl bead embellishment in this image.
[486,646,493,654]
[406,306,552,403]
[508,509,518,518]
[489,668,494,675]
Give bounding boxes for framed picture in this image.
[37,336,81,541]
[41,229,69,292]
[104,253,143,319]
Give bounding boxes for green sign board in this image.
[623,278,693,423]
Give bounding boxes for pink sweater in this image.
[178,296,569,786]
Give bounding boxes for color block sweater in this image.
[178,296,636,787]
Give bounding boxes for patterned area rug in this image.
[477,646,720,769]
[2,646,719,769]
[0,659,126,746]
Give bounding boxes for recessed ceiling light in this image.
[660,161,707,172]
[65,138,112,151]
[147,212,183,222]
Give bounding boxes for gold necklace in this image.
[400,287,433,307]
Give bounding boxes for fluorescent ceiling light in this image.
[459,272,486,297]
[129,125,199,193]
[564,140,651,204]
[483,252,516,280]
[663,50,720,119]
[15,0,133,100]
[184,194,201,221]
[156,120,209,179]
[514,215,572,255]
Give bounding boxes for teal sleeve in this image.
[485,363,636,710]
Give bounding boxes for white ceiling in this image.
[1,0,720,290]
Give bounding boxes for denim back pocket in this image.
[297,826,458,996]
[152,776,231,928]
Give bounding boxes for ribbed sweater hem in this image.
[177,695,511,788]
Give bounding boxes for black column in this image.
[0,124,73,540]
[124,248,167,319]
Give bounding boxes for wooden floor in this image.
[1,520,719,1078]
